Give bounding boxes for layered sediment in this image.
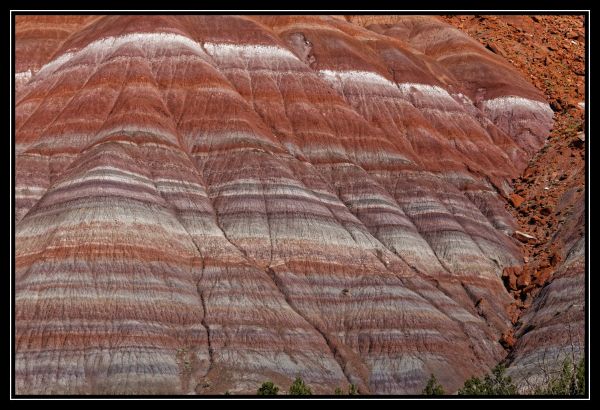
[15,15,565,394]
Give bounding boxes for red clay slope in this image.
[15,15,557,394]
[438,14,585,389]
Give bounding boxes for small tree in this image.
[422,374,445,395]
[458,376,486,395]
[288,377,312,395]
[535,357,586,395]
[486,364,517,395]
[257,381,279,395]
[458,364,517,395]
[335,384,359,395]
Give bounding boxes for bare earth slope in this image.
[438,15,585,389]
[15,15,564,394]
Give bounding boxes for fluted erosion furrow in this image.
[168,15,519,392]
[354,16,554,157]
[17,31,351,393]
[15,15,559,394]
[16,37,138,220]
[194,15,519,329]
[16,144,211,394]
[195,16,511,277]
[261,18,522,270]
[265,17,523,234]
[276,19,518,177]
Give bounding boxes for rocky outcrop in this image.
[15,15,557,394]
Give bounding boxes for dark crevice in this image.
[141,144,215,381]
[263,266,364,392]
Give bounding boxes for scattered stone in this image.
[502,266,521,290]
[500,329,516,349]
[534,269,552,286]
[550,100,562,112]
[509,193,525,208]
[513,231,537,243]
[523,166,535,178]
[486,42,506,57]
[517,269,532,288]
[507,305,520,325]
[570,132,585,149]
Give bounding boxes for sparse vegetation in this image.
[253,356,585,396]
[458,364,517,395]
[534,357,585,395]
[459,356,586,396]
[335,384,359,395]
[288,377,312,395]
[564,116,583,136]
[422,374,445,395]
[257,381,279,395]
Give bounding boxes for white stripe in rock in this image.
[319,71,459,107]
[481,96,552,113]
[319,69,396,88]
[35,33,208,78]
[203,42,300,61]
[15,70,32,82]
[396,82,456,103]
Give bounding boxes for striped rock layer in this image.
[15,15,555,394]
[343,15,585,388]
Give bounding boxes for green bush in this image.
[422,374,445,395]
[458,364,517,395]
[288,377,312,395]
[334,384,359,395]
[257,381,279,395]
[458,376,486,395]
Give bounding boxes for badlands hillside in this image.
[14,14,585,394]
